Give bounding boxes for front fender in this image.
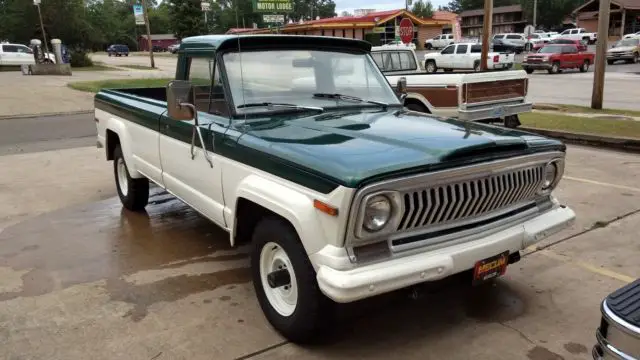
[232,174,332,255]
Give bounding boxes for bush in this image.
[69,50,93,68]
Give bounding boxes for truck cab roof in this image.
[178,34,372,53]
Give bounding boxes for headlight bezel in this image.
[362,194,392,232]
[353,190,403,241]
[537,158,565,195]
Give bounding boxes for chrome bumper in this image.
[458,101,533,121]
[316,205,574,303]
[593,299,640,360]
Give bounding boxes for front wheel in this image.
[425,60,437,73]
[631,52,639,64]
[251,217,334,344]
[525,68,534,74]
[113,145,149,211]
[425,43,432,50]
[548,62,560,74]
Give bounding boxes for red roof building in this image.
[226,9,455,49]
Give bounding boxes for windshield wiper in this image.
[236,102,324,112]
[313,93,388,109]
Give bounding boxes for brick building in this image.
[573,0,640,39]
[138,34,178,51]
[459,5,527,37]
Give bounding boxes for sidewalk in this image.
[0,68,171,118]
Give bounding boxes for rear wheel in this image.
[473,61,481,72]
[251,216,334,344]
[607,59,615,65]
[580,60,589,72]
[504,115,521,128]
[524,68,534,74]
[113,145,149,211]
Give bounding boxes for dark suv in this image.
[107,44,129,57]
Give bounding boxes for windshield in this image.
[617,38,639,47]
[537,46,562,53]
[222,49,402,114]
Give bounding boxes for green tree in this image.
[521,0,584,30]
[167,0,207,39]
[411,0,434,18]
[438,0,518,12]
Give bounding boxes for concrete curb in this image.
[0,110,93,121]
[519,126,640,153]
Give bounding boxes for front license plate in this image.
[473,251,509,285]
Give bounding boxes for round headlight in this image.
[363,195,392,232]
[542,162,558,189]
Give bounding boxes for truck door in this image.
[159,55,227,228]
[439,44,456,68]
[454,44,469,69]
[0,45,20,66]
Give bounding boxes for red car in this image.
[532,38,587,52]
[522,44,595,74]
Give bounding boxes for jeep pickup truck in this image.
[371,44,530,128]
[94,34,575,343]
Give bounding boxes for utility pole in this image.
[141,0,155,69]
[480,0,493,70]
[591,0,610,109]
[533,0,537,29]
[34,0,50,55]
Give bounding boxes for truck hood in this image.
[238,109,565,189]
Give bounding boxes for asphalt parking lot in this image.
[1,117,639,359]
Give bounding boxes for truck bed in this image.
[113,87,167,102]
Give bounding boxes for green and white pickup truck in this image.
[94,34,576,343]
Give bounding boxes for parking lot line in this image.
[537,249,635,283]
[564,176,640,193]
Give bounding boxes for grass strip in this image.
[533,103,640,118]
[520,112,640,139]
[68,78,172,93]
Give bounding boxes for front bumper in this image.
[316,205,575,303]
[458,101,533,121]
[607,54,635,60]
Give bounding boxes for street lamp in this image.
[33,0,50,55]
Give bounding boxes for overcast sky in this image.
[335,0,450,14]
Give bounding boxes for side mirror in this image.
[396,77,407,100]
[166,80,195,121]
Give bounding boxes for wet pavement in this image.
[1,144,639,359]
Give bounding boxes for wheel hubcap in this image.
[260,242,297,316]
[116,158,128,197]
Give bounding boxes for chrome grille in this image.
[397,165,544,231]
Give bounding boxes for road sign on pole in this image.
[133,4,145,25]
[398,18,413,44]
[524,25,535,37]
